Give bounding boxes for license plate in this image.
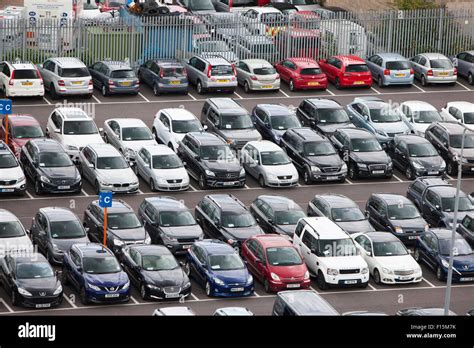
[326,176,339,181]
[22,82,33,86]
[395,74,406,77]
[104,293,120,298]
[170,81,180,85]
[353,81,364,85]
[287,283,300,288]
[372,170,384,174]
[231,287,244,292]
[223,181,236,186]
[308,82,320,86]
[165,293,180,298]
[182,245,191,249]
[119,81,132,86]
[438,72,449,76]
[58,186,70,190]
[398,275,412,280]
[460,277,474,282]
[428,171,438,175]
[408,235,417,240]
[1,188,14,193]
[36,303,51,308]
[344,280,358,285]
[71,81,82,85]
[262,85,273,89]
[217,79,229,83]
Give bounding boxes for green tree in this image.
[394,0,436,10]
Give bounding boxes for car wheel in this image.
[62,268,70,285]
[258,175,266,188]
[413,248,421,263]
[150,179,156,192]
[447,160,457,175]
[264,279,271,293]
[80,287,90,305]
[11,289,19,306]
[405,167,414,180]
[244,81,251,93]
[205,281,212,297]
[34,179,42,195]
[304,167,313,185]
[468,73,473,85]
[140,283,149,300]
[184,261,191,277]
[317,271,328,290]
[349,163,358,180]
[199,174,207,190]
[50,83,59,100]
[373,269,381,284]
[196,81,204,95]
[101,84,108,97]
[289,79,295,92]
[436,265,444,281]
[335,77,341,89]
[94,180,101,194]
[378,75,384,88]
[153,83,160,96]
[421,75,428,87]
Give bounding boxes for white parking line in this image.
[368,283,377,291]
[446,174,454,180]
[138,92,150,102]
[345,178,353,184]
[393,174,404,182]
[0,298,13,313]
[326,89,336,96]
[411,84,425,92]
[63,293,77,308]
[370,87,381,95]
[253,291,261,297]
[137,189,144,194]
[25,190,35,199]
[234,92,244,99]
[244,184,251,189]
[422,277,436,288]
[42,97,52,105]
[309,286,319,294]
[81,189,90,197]
[456,81,471,91]
[92,95,102,104]
[131,296,140,304]
[188,184,198,192]
[187,92,197,100]
[279,89,290,98]
[190,293,200,301]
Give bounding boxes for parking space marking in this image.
[345,178,353,184]
[25,190,35,199]
[187,93,197,100]
[446,174,454,180]
[411,84,425,92]
[131,296,140,304]
[244,184,251,189]
[0,298,13,313]
[422,277,436,288]
[92,95,102,104]
[190,293,200,301]
[368,283,377,291]
[279,90,290,98]
[42,97,52,105]
[137,189,144,194]
[138,93,150,102]
[188,184,198,192]
[253,291,261,297]
[393,174,404,182]
[326,89,336,96]
[81,189,90,197]
[309,286,319,294]
[234,91,244,99]
[370,87,381,95]
[456,81,471,91]
[63,294,77,308]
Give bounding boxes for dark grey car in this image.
[453,50,474,85]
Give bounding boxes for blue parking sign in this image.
[0,99,12,115]
[99,191,113,208]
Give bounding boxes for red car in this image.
[319,55,372,89]
[241,234,310,293]
[0,115,44,157]
[274,58,328,91]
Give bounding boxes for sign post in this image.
[0,99,12,144]
[98,191,113,248]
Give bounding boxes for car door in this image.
[40,60,53,87]
[106,120,121,150]
[137,148,152,182]
[300,229,318,275]
[46,112,63,142]
[354,235,375,272]
[141,60,153,86]
[190,245,207,285]
[1,256,15,293]
[186,57,200,84]
[123,248,142,286]
[89,62,101,87]
[393,140,408,170]
[35,212,49,254]
[79,147,95,183]
[366,55,381,79]
[242,239,260,279]
[83,205,102,242]
[236,61,249,85]
[410,55,422,78]
[242,144,259,179]
[157,113,172,146]
[68,249,84,290]
[423,232,439,269]
[366,197,385,230]
[455,52,468,77]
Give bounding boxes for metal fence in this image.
[1,7,473,68]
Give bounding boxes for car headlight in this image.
[361,267,369,274]
[122,280,130,290]
[311,165,321,173]
[424,224,429,231]
[327,268,339,276]
[53,284,63,295]
[357,163,368,169]
[52,243,60,252]
[183,281,191,289]
[270,272,280,281]
[412,161,423,169]
[18,175,25,182]
[341,162,347,171]
[147,284,161,290]
[415,266,422,274]
[462,157,468,164]
[144,235,151,244]
[247,274,253,284]
[214,277,225,286]
[113,238,125,246]
[88,283,101,291]
[40,175,51,183]
[267,174,277,181]
[156,177,167,185]
[17,287,32,297]
[376,129,388,137]
[67,145,78,151]
[304,271,310,279]
[205,169,215,177]
[394,226,403,233]
[99,180,111,186]
[382,267,393,275]
[162,233,178,242]
[239,168,246,177]
[441,259,450,268]
[387,161,393,169]
[198,234,204,240]
[127,148,135,155]
[75,171,81,181]
[131,181,139,186]
[440,161,446,170]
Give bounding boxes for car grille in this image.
[322,167,340,173]
[466,158,474,164]
[387,132,404,138]
[368,164,387,171]
[167,179,182,184]
[164,286,181,294]
[0,180,16,185]
[29,297,57,304]
[215,172,239,179]
[235,140,248,148]
[459,271,474,277]
[178,238,197,244]
[51,178,75,185]
[99,286,120,292]
[339,269,360,274]
[113,183,129,187]
[394,270,414,276]
[277,175,292,180]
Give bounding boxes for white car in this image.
[135,145,189,191]
[45,107,104,160]
[103,118,157,162]
[441,101,474,130]
[0,209,33,257]
[0,60,44,97]
[352,232,422,285]
[241,140,298,187]
[0,141,26,195]
[398,100,444,136]
[152,108,204,152]
[293,217,370,289]
[236,59,280,93]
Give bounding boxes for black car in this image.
[281,127,347,184]
[120,244,191,300]
[88,60,139,96]
[296,98,354,137]
[458,214,474,247]
[251,104,301,145]
[177,132,246,189]
[425,122,474,175]
[329,128,393,180]
[307,194,374,234]
[272,290,339,316]
[30,207,90,264]
[249,195,306,238]
[397,307,456,316]
[138,59,188,96]
[20,139,82,195]
[195,194,262,249]
[83,200,150,254]
[137,197,203,254]
[365,193,428,244]
[0,253,62,308]
[387,134,446,179]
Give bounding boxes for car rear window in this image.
[385,61,411,70]
[162,67,185,77]
[345,64,369,72]
[430,59,452,69]
[58,67,90,78]
[253,67,276,75]
[110,70,135,78]
[13,69,40,79]
[211,65,233,76]
[300,68,322,75]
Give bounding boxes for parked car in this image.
[0,209,33,257]
[193,38,237,64]
[307,194,374,234]
[235,59,280,93]
[30,207,89,264]
[62,243,130,304]
[240,7,285,36]
[440,101,474,130]
[319,55,372,89]
[397,307,457,316]
[458,214,474,247]
[184,240,254,297]
[0,253,62,308]
[397,100,444,136]
[365,53,414,87]
[387,134,446,179]
[352,232,422,284]
[410,53,457,87]
[251,104,301,144]
[88,60,139,96]
[0,115,44,158]
[272,290,339,316]
[452,50,474,85]
[232,36,278,67]
[20,139,82,195]
[0,141,26,195]
[175,0,216,13]
[153,306,196,316]
[274,57,328,91]
[249,195,306,238]
[120,244,191,300]
[414,229,474,282]
[0,60,44,97]
[281,127,346,184]
[138,196,203,254]
[342,311,388,316]
[213,307,254,316]
[138,59,188,96]
[38,57,93,99]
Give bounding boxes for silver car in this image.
[409,53,457,87]
[236,59,280,93]
[193,39,238,64]
[232,35,278,64]
[365,53,414,87]
[453,50,474,85]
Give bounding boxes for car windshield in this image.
[450,134,474,148]
[0,221,25,238]
[11,125,43,139]
[211,65,234,76]
[351,138,382,152]
[317,108,350,123]
[13,69,40,79]
[39,152,73,167]
[300,68,321,75]
[463,112,474,124]
[412,111,442,123]
[385,61,411,70]
[221,212,256,228]
[83,256,121,274]
[408,143,438,157]
[197,41,229,52]
[162,67,186,77]
[254,67,276,75]
[387,204,420,220]
[96,156,128,169]
[152,154,182,169]
[270,115,301,130]
[200,145,235,161]
[50,220,86,239]
[441,197,474,212]
[0,153,17,168]
[172,119,202,134]
[304,141,336,156]
[159,211,195,227]
[108,212,141,230]
[430,59,452,69]
[319,238,358,257]
[110,70,135,79]
[59,67,90,78]
[220,114,253,130]
[346,64,369,72]
[274,210,306,225]
[16,263,54,279]
[122,127,153,141]
[373,241,408,256]
[370,108,401,122]
[266,246,303,266]
[188,0,214,11]
[63,120,98,135]
[439,237,473,256]
[142,254,179,271]
[331,207,366,222]
[209,254,245,270]
[260,151,291,165]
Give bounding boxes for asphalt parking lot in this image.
[1,76,473,316]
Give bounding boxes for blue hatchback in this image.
[62,243,130,305]
[184,240,254,297]
[414,229,474,282]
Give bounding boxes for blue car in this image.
[365,53,414,87]
[251,104,301,145]
[414,229,474,282]
[62,243,130,305]
[184,240,254,297]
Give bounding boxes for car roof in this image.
[247,140,283,152]
[160,108,198,120]
[88,143,121,156]
[91,199,132,212]
[39,207,78,222]
[401,100,437,111]
[252,7,282,14]
[0,141,14,155]
[433,122,466,134]
[419,52,449,60]
[0,209,19,222]
[316,194,358,208]
[429,228,463,240]
[152,59,183,67]
[30,138,64,152]
[214,307,253,315]
[75,243,114,257]
[413,176,451,188]
[197,55,231,66]
[3,114,40,126]
[106,118,147,128]
[305,98,342,109]
[288,57,319,67]
[290,127,326,141]
[241,59,272,68]
[10,62,36,70]
[99,60,131,70]
[339,127,372,138]
[195,239,234,254]
[363,231,399,243]
[332,55,365,65]
[394,134,429,144]
[128,244,170,255]
[372,193,413,205]
[446,101,474,113]
[429,185,464,197]
[187,132,224,145]
[258,104,292,116]
[157,307,195,315]
[145,196,188,211]
[11,253,48,263]
[207,194,246,210]
[375,53,407,61]
[277,290,339,315]
[50,57,87,68]
[257,195,302,211]
[303,217,349,239]
[141,144,173,155]
[55,107,91,120]
[208,98,244,110]
[254,234,293,247]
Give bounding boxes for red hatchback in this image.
[241,234,310,293]
[274,58,328,91]
[319,55,372,89]
[0,115,45,157]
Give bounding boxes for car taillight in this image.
[427,70,433,76]
[343,73,351,77]
[410,68,414,75]
[183,69,187,76]
[40,78,43,85]
[159,68,164,78]
[276,74,280,80]
[384,69,390,76]
[454,68,457,75]
[207,65,212,78]
[8,70,14,85]
[108,79,114,86]
[232,63,237,76]
[88,79,93,85]
[250,75,258,81]
[58,80,65,86]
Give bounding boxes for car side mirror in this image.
[435,205,441,211]
[54,129,60,134]
[194,155,200,161]
[39,230,46,236]
[77,266,82,272]
[33,161,39,168]
[38,63,43,68]
[201,262,207,269]
[255,258,262,264]
[264,122,271,129]
[267,218,273,224]
[203,125,208,131]
[310,247,316,254]
[55,270,61,277]
[366,250,372,256]
[87,163,94,169]
[98,128,104,133]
